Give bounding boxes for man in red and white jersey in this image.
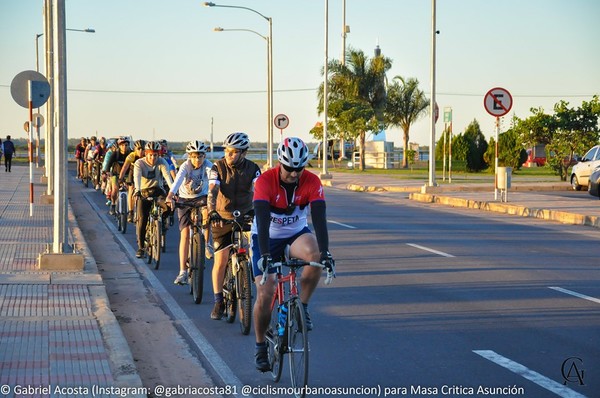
[251,136,335,372]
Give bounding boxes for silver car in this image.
[570,145,600,190]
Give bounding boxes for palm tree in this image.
[317,47,391,170]
[384,76,429,168]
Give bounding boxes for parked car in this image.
[587,166,600,198]
[570,145,600,190]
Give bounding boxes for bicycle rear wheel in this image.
[223,261,236,323]
[267,304,284,382]
[190,231,205,304]
[288,297,309,397]
[152,219,162,269]
[237,258,252,335]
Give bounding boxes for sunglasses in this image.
[282,164,305,173]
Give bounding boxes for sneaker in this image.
[135,249,144,258]
[205,244,214,260]
[303,306,313,331]
[174,271,188,285]
[210,301,225,320]
[255,345,270,372]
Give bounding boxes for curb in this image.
[408,192,600,229]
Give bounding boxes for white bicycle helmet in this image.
[223,132,250,150]
[186,140,209,153]
[145,141,161,152]
[277,137,309,168]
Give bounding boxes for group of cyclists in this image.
[75,132,335,372]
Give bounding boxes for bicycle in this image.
[175,202,207,304]
[221,210,254,335]
[144,197,165,270]
[81,161,90,188]
[115,183,128,234]
[261,255,335,397]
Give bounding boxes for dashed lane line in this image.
[473,350,587,398]
[549,287,600,304]
[406,243,455,257]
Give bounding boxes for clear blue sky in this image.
[1,0,599,148]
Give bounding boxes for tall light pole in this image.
[213,27,269,163]
[428,0,437,187]
[339,0,349,161]
[204,2,273,168]
[36,27,94,184]
[321,0,331,179]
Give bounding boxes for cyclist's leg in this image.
[251,233,283,344]
[176,202,192,278]
[210,224,233,319]
[136,197,150,252]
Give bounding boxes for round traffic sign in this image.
[33,113,45,128]
[484,87,512,117]
[10,70,51,109]
[273,113,290,130]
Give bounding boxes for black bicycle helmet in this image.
[223,132,250,150]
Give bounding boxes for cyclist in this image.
[103,136,132,215]
[251,137,334,372]
[133,141,174,258]
[167,141,213,285]
[120,139,145,223]
[84,136,98,183]
[207,132,261,320]
[74,137,87,179]
[160,139,178,180]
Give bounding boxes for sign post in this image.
[10,70,51,216]
[484,87,513,200]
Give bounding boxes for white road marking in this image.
[328,220,357,229]
[406,243,455,257]
[473,350,587,398]
[549,286,600,304]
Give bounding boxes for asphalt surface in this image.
[0,165,598,397]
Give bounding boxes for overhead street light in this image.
[36,28,95,72]
[204,2,274,168]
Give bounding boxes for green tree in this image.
[384,76,429,168]
[484,128,528,171]
[317,47,391,171]
[462,119,488,172]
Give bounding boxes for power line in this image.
[1,83,595,97]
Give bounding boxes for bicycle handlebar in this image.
[259,259,335,286]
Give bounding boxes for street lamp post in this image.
[204,2,273,168]
[35,27,94,180]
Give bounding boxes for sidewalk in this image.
[320,170,600,229]
[0,166,143,397]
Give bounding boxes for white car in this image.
[570,144,600,190]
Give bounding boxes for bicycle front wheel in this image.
[145,220,153,265]
[190,231,205,304]
[152,219,162,269]
[237,258,252,335]
[288,298,309,397]
[268,303,284,382]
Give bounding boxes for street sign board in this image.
[10,70,51,109]
[443,107,452,123]
[484,87,512,117]
[33,113,45,128]
[273,113,290,130]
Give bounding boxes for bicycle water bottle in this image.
[277,303,288,336]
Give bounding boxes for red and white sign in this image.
[484,87,513,117]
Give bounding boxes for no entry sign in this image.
[484,87,512,117]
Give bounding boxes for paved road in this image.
[81,171,599,398]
